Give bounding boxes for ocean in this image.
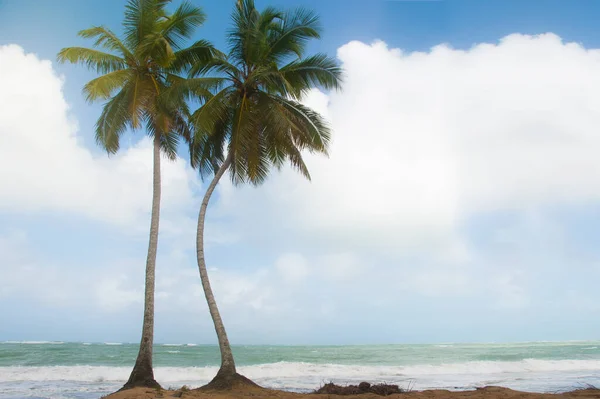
[1,341,600,399]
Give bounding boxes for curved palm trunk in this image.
[196,153,237,381]
[122,135,162,390]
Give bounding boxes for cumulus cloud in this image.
[94,274,143,312]
[0,230,143,311]
[0,44,197,228]
[276,253,310,283]
[4,34,600,342]
[217,33,600,256]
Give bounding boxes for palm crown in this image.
[184,0,343,184]
[57,0,216,158]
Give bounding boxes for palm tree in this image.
[57,0,215,389]
[180,0,343,388]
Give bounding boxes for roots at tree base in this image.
[117,369,257,392]
[119,366,161,391]
[199,372,260,391]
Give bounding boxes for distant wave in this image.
[2,341,64,345]
[162,344,183,347]
[167,351,181,354]
[103,343,123,346]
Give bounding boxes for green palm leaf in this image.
[95,85,134,154]
[172,39,221,73]
[83,69,133,102]
[57,47,126,74]
[124,0,168,51]
[266,7,321,62]
[78,26,133,59]
[279,53,343,95]
[161,2,206,49]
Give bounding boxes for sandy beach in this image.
[107,386,600,399]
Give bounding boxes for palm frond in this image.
[169,107,193,144]
[164,75,225,104]
[190,87,235,136]
[254,91,313,180]
[257,6,284,33]
[161,2,206,50]
[265,93,331,153]
[138,33,175,67]
[162,131,180,160]
[149,93,195,160]
[78,26,133,59]
[171,39,220,73]
[57,47,126,74]
[129,76,156,128]
[266,7,321,63]
[189,57,240,79]
[284,139,311,180]
[228,93,253,185]
[228,0,262,66]
[124,0,169,50]
[190,118,229,179]
[95,85,134,154]
[240,113,270,185]
[83,69,133,102]
[279,53,343,97]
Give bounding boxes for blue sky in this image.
[2,0,600,345]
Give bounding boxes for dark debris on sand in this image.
[315,382,403,396]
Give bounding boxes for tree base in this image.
[199,372,260,391]
[119,370,161,391]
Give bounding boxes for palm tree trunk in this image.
[122,135,162,390]
[196,152,237,380]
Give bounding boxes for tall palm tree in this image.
[180,0,343,388]
[57,0,215,389]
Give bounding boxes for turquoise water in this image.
[1,341,600,398]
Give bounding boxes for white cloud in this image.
[0,231,85,306]
[4,35,600,342]
[491,271,530,310]
[318,252,364,281]
[0,44,197,228]
[94,274,142,312]
[409,269,472,298]
[0,230,144,312]
[217,33,600,257]
[275,253,310,283]
[0,231,35,299]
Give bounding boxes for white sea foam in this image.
[103,342,122,346]
[162,344,183,347]
[0,359,599,392]
[167,351,181,354]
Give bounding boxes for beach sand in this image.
[106,385,600,399]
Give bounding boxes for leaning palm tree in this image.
[57,0,215,389]
[180,0,342,388]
